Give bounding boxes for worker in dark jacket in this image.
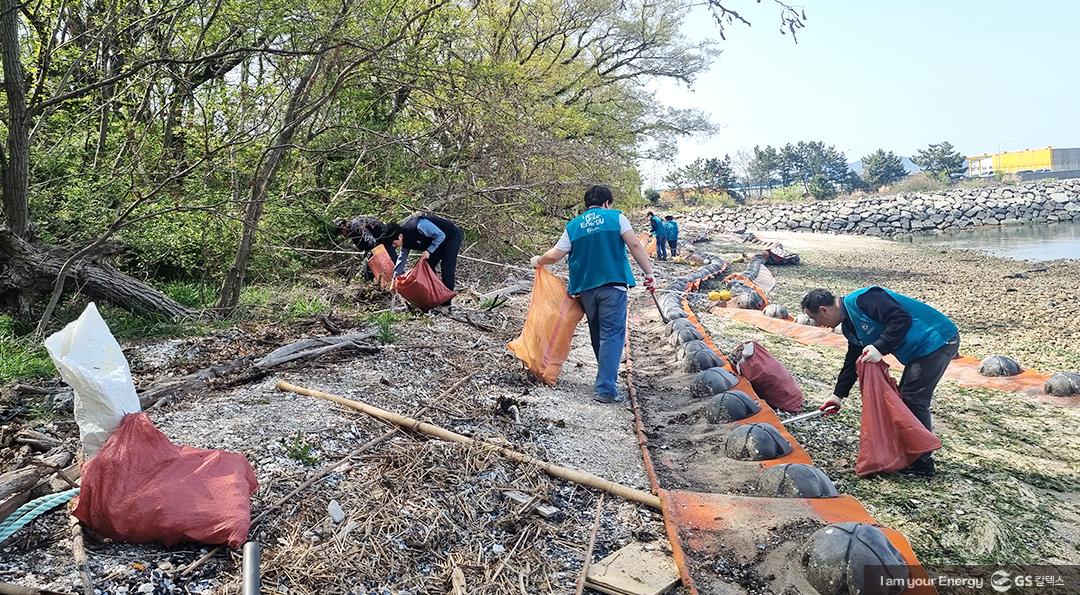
[382,213,464,294]
[334,217,398,279]
[663,215,679,257]
[800,287,960,477]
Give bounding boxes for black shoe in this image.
[900,459,935,478]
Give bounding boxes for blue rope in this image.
[0,488,80,542]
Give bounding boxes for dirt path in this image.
[2,297,677,594]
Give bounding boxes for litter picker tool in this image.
[782,405,839,426]
[650,287,666,322]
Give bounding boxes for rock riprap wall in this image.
[684,180,1080,236]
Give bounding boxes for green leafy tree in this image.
[0,0,810,328]
[664,167,690,205]
[778,141,851,193]
[912,141,966,181]
[681,159,710,200]
[703,155,738,194]
[861,149,908,189]
[748,145,782,195]
[644,188,661,205]
[807,174,836,200]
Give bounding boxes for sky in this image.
[643,0,1080,185]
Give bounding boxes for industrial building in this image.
[967,146,1080,177]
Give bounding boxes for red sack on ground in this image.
[730,341,804,412]
[73,413,257,547]
[507,267,584,384]
[368,244,394,289]
[855,360,942,477]
[394,259,456,311]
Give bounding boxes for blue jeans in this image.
[578,286,628,398]
[655,236,667,260]
[668,239,678,257]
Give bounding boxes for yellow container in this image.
[993,148,1052,173]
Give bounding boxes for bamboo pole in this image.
[574,494,605,595]
[275,380,662,509]
[179,374,467,579]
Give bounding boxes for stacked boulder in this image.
[681,180,1080,237]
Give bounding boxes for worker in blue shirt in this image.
[801,287,959,477]
[380,213,464,295]
[663,215,679,257]
[531,186,655,403]
[647,211,667,260]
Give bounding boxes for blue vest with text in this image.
[664,220,679,241]
[843,287,958,364]
[566,208,636,295]
[650,215,667,240]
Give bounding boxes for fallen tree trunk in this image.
[0,226,195,321]
[139,330,378,408]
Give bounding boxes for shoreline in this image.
[706,229,1080,373]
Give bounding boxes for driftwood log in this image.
[0,452,73,520]
[475,280,531,301]
[0,582,74,595]
[138,330,378,408]
[13,429,62,451]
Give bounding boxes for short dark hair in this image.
[585,185,614,208]
[665,215,674,221]
[647,211,654,216]
[378,222,401,243]
[801,289,836,312]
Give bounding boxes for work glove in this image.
[644,274,656,293]
[530,255,542,268]
[819,395,842,415]
[859,344,883,363]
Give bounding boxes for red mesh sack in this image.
[730,341,804,412]
[73,413,257,547]
[855,360,942,477]
[367,245,395,289]
[507,267,584,384]
[394,259,456,311]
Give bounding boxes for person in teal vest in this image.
[800,287,960,477]
[663,215,679,257]
[647,211,668,260]
[531,185,656,403]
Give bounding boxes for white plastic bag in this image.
[44,302,141,457]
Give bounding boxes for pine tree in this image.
[913,141,966,181]
[861,149,908,188]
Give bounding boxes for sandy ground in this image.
[6,226,1077,592]
[739,230,1080,373]
[686,227,1080,566]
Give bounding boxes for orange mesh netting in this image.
[623,270,935,593]
[712,308,1066,399]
